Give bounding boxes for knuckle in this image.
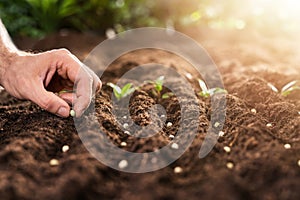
[59,48,70,54]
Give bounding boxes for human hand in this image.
[0,49,101,117]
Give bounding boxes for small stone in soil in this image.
[70,110,76,117]
[171,143,179,149]
[250,108,257,114]
[298,160,300,167]
[123,123,129,129]
[284,144,291,149]
[121,142,127,147]
[124,131,131,135]
[62,145,70,153]
[118,160,128,169]
[169,135,175,139]
[123,116,127,119]
[167,122,173,127]
[226,162,234,169]
[218,131,225,137]
[174,166,183,174]
[224,146,231,153]
[298,111,300,115]
[161,114,166,118]
[214,122,220,128]
[49,159,59,166]
[266,123,272,127]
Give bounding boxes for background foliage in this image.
[0,0,212,38]
[1,0,296,38]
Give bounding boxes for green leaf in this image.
[267,83,279,93]
[199,91,210,98]
[162,92,174,99]
[281,80,297,93]
[121,83,135,97]
[107,82,135,100]
[281,86,300,97]
[154,76,164,92]
[121,83,133,95]
[198,79,208,93]
[210,88,228,95]
[107,82,121,93]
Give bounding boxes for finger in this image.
[31,81,70,117]
[59,92,74,105]
[73,67,93,117]
[83,65,102,92]
[52,49,97,116]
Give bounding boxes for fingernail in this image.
[57,107,69,117]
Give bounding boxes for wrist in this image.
[0,50,20,86]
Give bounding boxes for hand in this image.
[0,48,101,117]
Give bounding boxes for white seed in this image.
[161,114,166,118]
[226,162,234,169]
[297,160,300,167]
[174,166,183,174]
[70,110,76,117]
[185,73,193,80]
[120,142,127,147]
[218,131,225,137]
[167,122,173,127]
[214,122,220,128]
[123,123,129,129]
[224,146,231,153]
[49,159,59,166]
[124,131,131,135]
[62,145,70,153]
[0,86,3,91]
[118,160,128,169]
[266,123,272,127]
[169,135,175,139]
[284,144,291,149]
[123,116,127,119]
[171,143,179,149]
[250,108,257,114]
[298,111,300,115]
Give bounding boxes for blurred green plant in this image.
[198,79,227,98]
[267,80,300,97]
[26,0,80,33]
[146,76,174,99]
[0,0,80,37]
[0,0,42,37]
[0,0,217,38]
[107,82,136,100]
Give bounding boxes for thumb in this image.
[31,83,70,117]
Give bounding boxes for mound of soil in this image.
[1,30,300,199]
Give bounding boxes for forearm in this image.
[0,19,21,85]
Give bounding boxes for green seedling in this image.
[107,82,136,100]
[198,79,227,98]
[70,109,76,117]
[147,76,174,99]
[58,89,74,94]
[151,76,164,96]
[267,80,300,97]
[162,92,174,99]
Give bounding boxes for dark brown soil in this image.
[0,30,299,200]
